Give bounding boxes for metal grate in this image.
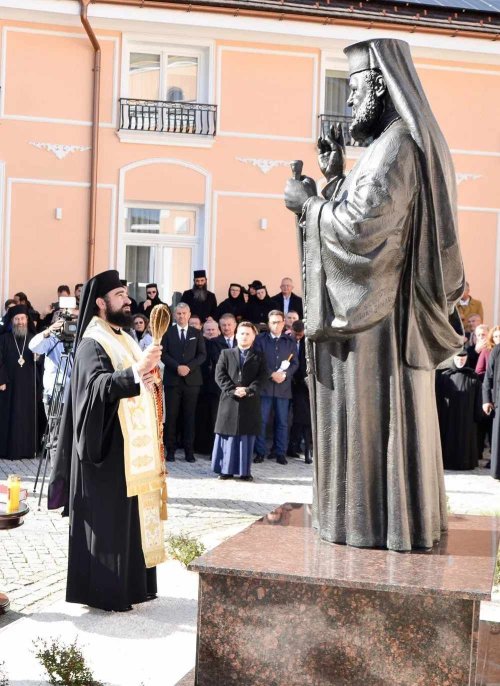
[119,98,217,136]
[318,113,369,148]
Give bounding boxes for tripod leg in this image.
[38,447,50,510]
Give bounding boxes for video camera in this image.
[55,296,78,350]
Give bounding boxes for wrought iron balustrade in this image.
[318,113,368,148]
[119,98,217,136]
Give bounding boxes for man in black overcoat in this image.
[162,302,206,462]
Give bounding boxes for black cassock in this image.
[50,337,156,611]
[0,333,42,459]
[436,364,481,470]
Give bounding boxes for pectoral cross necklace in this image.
[12,333,27,367]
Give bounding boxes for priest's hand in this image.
[141,371,156,391]
[483,402,494,415]
[177,365,191,377]
[234,386,247,398]
[0,384,6,391]
[137,344,162,377]
[317,123,345,181]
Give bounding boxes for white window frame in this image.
[118,34,216,147]
[119,201,204,299]
[120,34,215,104]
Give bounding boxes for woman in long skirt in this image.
[212,321,268,481]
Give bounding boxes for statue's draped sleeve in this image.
[302,127,417,339]
[301,122,463,369]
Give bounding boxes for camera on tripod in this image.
[55,296,78,350]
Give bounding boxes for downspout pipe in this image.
[80,0,101,279]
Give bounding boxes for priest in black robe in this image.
[48,270,165,612]
[0,305,42,459]
[181,269,217,322]
[436,352,481,470]
[285,39,464,551]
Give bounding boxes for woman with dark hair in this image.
[211,321,268,481]
[243,285,274,329]
[215,283,246,322]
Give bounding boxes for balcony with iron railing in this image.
[318,113,368,148]
[119,98,218,137]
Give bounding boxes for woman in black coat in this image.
[243,285,274,328]
[211,321,268,481]
[215,283,247,322]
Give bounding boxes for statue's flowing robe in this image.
[302,119,463,551]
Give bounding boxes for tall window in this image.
[128,49,202,102]
[324,70,351,118]
[123,205,201,304]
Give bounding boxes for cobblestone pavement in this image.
[1,453,499,627]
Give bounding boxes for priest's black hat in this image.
[193,269,206,278]
[72,270,124,352]
[6,304,29,320]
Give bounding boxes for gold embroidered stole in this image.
[82,317,166,568]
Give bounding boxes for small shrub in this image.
[167,532,206,567]
[34,637,103,686]
[0,660,8,686]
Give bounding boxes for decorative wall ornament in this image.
[456,173,482,185]
[236,157,292,174]
[29,142,91,160]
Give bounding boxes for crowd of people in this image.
[0,275,499,483]
[0,272,310,481]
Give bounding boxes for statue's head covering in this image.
[343,38,464,368]
[72,269,123,352]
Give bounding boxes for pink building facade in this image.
[0,0,499,323]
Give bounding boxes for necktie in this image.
[181,329,186,344]
[227,338,232,348]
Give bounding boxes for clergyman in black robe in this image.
[0,305,42,459]
[48,270,164,611]
[285,39,464,551]
[436,352,481,470]
[181,269,218,322]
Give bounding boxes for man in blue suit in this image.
[254,310,298,465]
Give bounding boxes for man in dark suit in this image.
[181,270,218,323]
[254,310,298,465]
[271,277,303,319]
[161,302,206,462]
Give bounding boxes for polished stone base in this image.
[190,505,500,686]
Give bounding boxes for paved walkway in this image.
[0,454,499,684]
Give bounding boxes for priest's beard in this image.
[104,300,133,328]
[349,78,384,144]
[193,284,208,302]
[12,324,27,338]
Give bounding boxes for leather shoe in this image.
[305,456,312,464]
[287,450,300,458]
[239,475,254,481]
[166,452,175,462]
[253,454,264,463]
[185,454,196,463]
[276,455,288,465]
[218,474,234,480]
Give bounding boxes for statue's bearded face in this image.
[347,70,384,143]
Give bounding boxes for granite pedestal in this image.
[190,505,500,686]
